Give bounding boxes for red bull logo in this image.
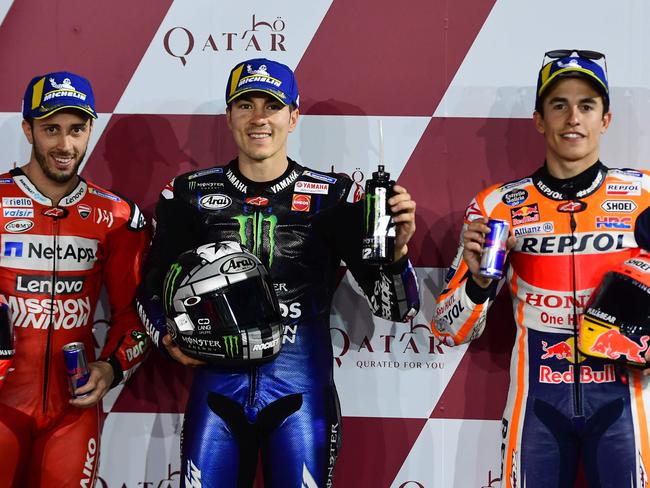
[510,204,540,226]
[539,364,616,384]
[590,329,649,364]
[541,340,573,360]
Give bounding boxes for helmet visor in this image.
[182,275,282,334]
[587,272,650,334]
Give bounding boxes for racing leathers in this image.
[433,161,650,488]
[137,159,419,488]
[0,168,150,488]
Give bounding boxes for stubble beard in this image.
[33,143,86,184]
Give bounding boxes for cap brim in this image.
[538,68,608,98]
[32,104,98,120]
[226,88,291,106]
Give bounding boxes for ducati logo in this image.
[78,204,91,219]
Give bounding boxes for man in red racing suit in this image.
[0,71,150,487]
[433,51,650,487]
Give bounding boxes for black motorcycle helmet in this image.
[579,255,650,368]
[163,241,284,365]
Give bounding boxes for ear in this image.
[226,108,233,130]
[288,108,299,133]
[22,119,34,144]
[600,111,612,134]
[533,111,545,135]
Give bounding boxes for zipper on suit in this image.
[42,217,59,413]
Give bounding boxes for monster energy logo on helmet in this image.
[163,263,183,311]
[233,212,277,267]
[223,335,240,357]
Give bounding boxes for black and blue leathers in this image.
[137,159,419,487]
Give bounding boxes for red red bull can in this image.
[63,342,90,398]
[479,219,510,280]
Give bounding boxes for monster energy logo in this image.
[233,212,277,267]
[163,263,182,310]
[223,335,239,357]
[364,194,376,232]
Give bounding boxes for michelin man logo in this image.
[557,59,581,69]
[49,77,75,90]
[247,64,269,76]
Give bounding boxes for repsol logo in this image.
[16,275,84,295]
[219,255,256,274]
[516,233,625,254]
[252,338,279,351]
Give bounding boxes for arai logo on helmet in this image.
[199,194,232,210]
[220,255,256,274]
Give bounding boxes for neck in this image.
[21,161,78,206]
[545,154,600,179]
[238,155,289,183]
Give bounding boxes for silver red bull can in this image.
[479,219,510,280]
[63,342,90,398]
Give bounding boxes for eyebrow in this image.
[548,96,598,105]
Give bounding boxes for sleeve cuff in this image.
[465,275,496,304]
[382,254,409,274]
[102,356,124,389]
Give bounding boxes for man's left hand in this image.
[389,184,416,262]
[69,360,114,408]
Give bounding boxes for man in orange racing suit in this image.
[433,50,650,487]
[0,71,150,487]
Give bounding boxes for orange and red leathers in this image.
[0,168,150,488]
[433,162,650,488]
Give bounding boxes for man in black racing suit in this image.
[137,58,420,487]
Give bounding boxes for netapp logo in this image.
[16,275,85,295]
[0,235,98,271]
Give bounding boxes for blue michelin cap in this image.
[22,71,98,120]
[226,58,299,108]
[536,56,609,111]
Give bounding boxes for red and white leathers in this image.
[0,168,150,488]
[433,161,650,488]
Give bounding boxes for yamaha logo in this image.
[199,194,232,210]
[219,255,256,274]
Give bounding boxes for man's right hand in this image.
[462,218,516,289]
[162,335,207,367]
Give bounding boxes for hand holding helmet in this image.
[579,254,650,368]
[163,241,284,366]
